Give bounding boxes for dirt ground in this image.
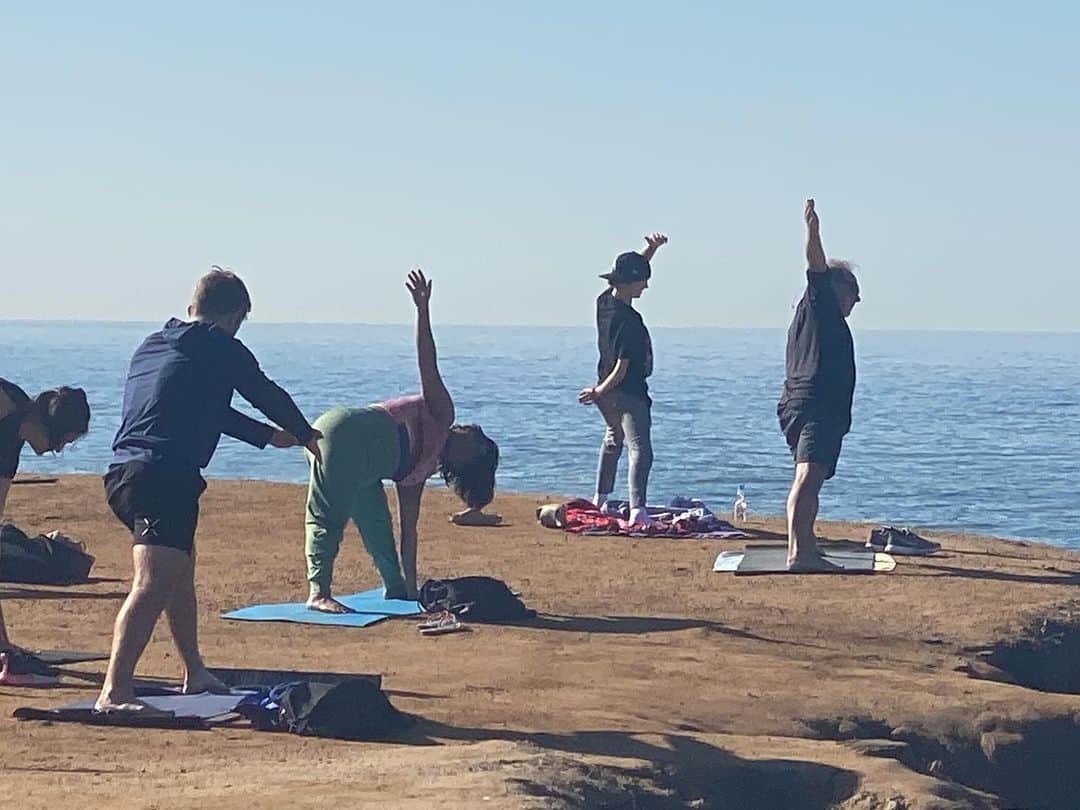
[2,476,1079,809]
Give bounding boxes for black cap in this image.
[599,252,651,284]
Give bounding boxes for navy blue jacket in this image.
[112,319,315,472]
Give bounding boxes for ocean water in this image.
[1,321,1077,547]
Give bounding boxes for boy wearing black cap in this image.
[579,233,667,527]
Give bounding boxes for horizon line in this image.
[0,317,1078,336]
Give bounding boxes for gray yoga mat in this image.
[12,706,211,730]
[210,667,381,689]
[59,691,249,718]
[32,650,109,665]
[13,691,249,729]
[734,546,880,575]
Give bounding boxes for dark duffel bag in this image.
[419,576,535,623]
[0,523,95,585]
[275,679,412,741]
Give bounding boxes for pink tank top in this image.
[377,394,449,487]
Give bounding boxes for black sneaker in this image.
[867,526,940,556]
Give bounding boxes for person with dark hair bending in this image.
[96,268,321,713]
[778,200,861,571]
[304,269,499,613]
[579,234,667,527]
[0,382,90,651]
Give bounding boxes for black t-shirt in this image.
[778,270,856,431]
[596,291,653,398]
[0,378,31,479]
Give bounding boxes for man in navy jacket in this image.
[96,268,321,713]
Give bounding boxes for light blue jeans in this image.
[594,389,653,510]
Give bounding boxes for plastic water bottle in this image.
[732,486,747,524]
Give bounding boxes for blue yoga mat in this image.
[221,588,421,627]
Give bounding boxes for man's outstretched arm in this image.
[804,199,828,272]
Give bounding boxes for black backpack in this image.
[256,679,412,741]
[419,576,535,623]
[0,523,95,585]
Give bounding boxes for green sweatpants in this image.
[305,407,405,596]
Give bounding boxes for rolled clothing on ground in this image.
[542,498,746,538]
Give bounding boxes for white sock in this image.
[594,492,608,508]
[629,507,655,525]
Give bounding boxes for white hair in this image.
[828,260,859,288]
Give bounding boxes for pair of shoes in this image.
[450,509,503,526]
[866,526,940,556]
[418,611,468,636]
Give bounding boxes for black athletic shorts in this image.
[778,406,847,480]
[103,461,206,554]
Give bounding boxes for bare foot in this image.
[94,693,175,716]
[183,668,231,695]
[306,595,354,614]
[450,508,503,527]
[786,553,845,573]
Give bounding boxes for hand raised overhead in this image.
[406,268,433,310]
[641,232,668,262]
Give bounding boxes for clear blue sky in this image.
[2,2,1076,330]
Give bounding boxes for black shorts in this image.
[103,462,206,554]
[778,408,847,480]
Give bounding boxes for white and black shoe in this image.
[600,501,627,518]
[867,526,940,556]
